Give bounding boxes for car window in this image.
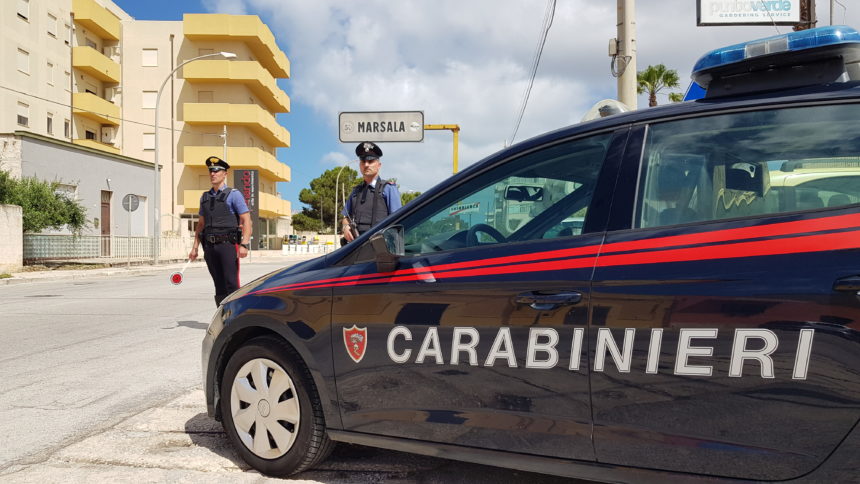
[400,134,612,255]
[636,104,860,228]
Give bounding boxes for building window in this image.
[142,91,157,109]
[46,61,54,85]
[143,133,155,150]
[17,0,29,21]
[17,49,29,74]
[47,13,57,37]
[85,38,97,49]
[142,48,158,67]
[64,24,71,45]
[85,130,97,140]
[64,71,71,91]
[64,119,70,138]
[47,114,53,134]
[17,102,29,127]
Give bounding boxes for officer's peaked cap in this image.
[205,156,230,170]
[356,141,383,159]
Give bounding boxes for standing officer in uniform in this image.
[341,141,402,243]
[189,156,252,306]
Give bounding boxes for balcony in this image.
[73,92,120,126]
[183,103,290,147]
[184,190,290,218]
[72,46,121,83]
[184,146,290,182]
[72,0,121,41]
[183,14,290,79]
[259,192,290,218]
[73,138,120,155]
[182,60,289,112]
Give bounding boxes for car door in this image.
[589,104,860,480]
[330,130,626,460]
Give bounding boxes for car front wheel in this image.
[220,336,333,476]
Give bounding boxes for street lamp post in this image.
[153,51,236,264]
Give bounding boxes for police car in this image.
[203,26,860,481]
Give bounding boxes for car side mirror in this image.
[369,225,404,273]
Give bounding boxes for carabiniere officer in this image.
[189,156,252,306]
[341,141,402,243]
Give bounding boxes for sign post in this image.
[122,194,139,268]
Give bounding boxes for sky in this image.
[112,0,860,214]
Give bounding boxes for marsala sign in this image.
[234,169,261,249]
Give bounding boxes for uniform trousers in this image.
[203,241,240,306]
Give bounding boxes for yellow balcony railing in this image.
[183,189,290,218]
[72,46,120,83]
[73,138,120,154]
[183,14,290,79]
[73,92,120,126]
[182,60,289,112]
[72,0,121,41]
[184,146,290,182]
[183,103,290,147]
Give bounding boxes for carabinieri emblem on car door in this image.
[343,325,367,363]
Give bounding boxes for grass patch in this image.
[0,273,11,279]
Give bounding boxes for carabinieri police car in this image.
[203,26,860,482]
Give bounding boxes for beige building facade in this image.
[1,1,292,245]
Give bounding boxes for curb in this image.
[1,253,321,286]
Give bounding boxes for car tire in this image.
[220,336,334,476]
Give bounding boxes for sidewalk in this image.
[0,250,322,286]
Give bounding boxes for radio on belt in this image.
[684,25,860,100]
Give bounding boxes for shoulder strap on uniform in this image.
[216,187,232,202]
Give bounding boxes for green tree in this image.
[292,166,361,233]
[0,170,87,233]
[668,92,684,103]
[637,64,680,107]
[401,191,422,206]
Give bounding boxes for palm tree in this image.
[668,92,684,103]
[637,64,680,107]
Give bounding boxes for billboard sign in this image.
[697,1,800,26]
[234,169,261,249]
[339,111,424,142]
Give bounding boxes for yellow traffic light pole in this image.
[424,124,460,174]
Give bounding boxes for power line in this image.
[507,0,556,146]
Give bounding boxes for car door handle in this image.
[516,291,582,311]
[833,276,860,292]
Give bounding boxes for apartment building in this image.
[122,14,291,247]
[0,0,292,247]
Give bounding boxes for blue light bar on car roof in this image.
[687,25,860,100]
[693,25,860,75]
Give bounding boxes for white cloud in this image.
[319,151,349,167]
[204,0,860,194]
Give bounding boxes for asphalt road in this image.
[0,259,585,483]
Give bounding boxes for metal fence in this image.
[23,234,191,262]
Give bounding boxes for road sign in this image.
[122,194,139,212]
[339,111,424,142]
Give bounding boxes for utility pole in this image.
[794,0,816,31]
[615,0,637,109]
